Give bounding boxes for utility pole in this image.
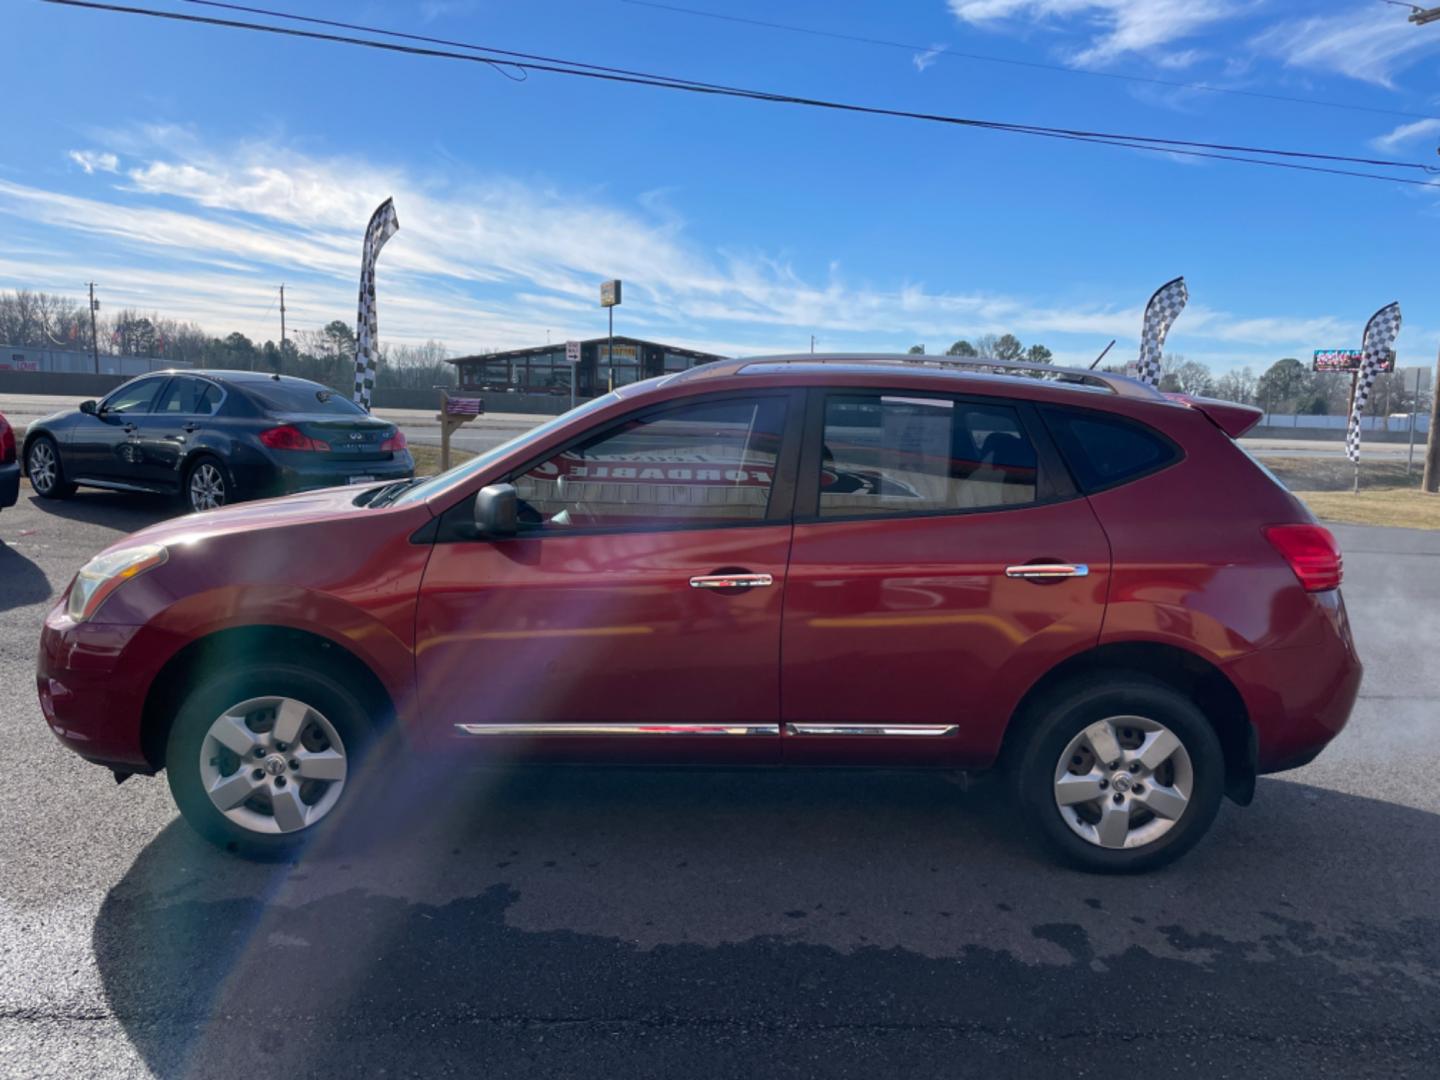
[279,284,287,375]
[1397,4,1440,25]
[1423,345,1440,493]
[87,282,100,374]
[810,334,816,354]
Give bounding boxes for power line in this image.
[623,0,1440,125]
[40,0,1440,188]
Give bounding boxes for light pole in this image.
[600,279,622,392]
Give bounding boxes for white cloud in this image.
[913,44,947,72]
[1252,7,1440,88]
[67,150,118,174]
[0,132,1363,369]
[1371,118,1440,153]
[947,0,1238,66]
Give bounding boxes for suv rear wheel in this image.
[1013,676,1224,872]
[166,663,372,858]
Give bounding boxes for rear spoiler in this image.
[1163,393,1263,439]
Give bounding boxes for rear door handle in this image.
[1005,563,1089,580]
[689,573,774,590]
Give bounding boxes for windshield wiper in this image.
[362,476,426,508]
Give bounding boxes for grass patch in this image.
[409,443,475,475]
[1259,456,1440,529]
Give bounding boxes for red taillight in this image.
[1264,524,1342,592]
[0,419,13,465]
[259,424,330,452]
[381,430,407,452]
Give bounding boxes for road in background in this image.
[1,486,1437,1077]
[0,391,1414,461]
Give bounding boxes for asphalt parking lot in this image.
[2,484,1438,1079]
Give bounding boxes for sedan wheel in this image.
[199,695,348,835]
[188,460,227,511]
[1053,715,1194,851]
[27,439,61,496]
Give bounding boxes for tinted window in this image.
[244,381,365,416]
[155,377,223,415]
[1043,409,1178,491]
[818,394,1037,517]
[101,377,165,416]
[514,396,787,529]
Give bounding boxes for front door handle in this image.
[689,573,774,590]
[182,422,200,433]
[122,423,137,435]
[1005,563,1089,580]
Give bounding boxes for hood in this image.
[110,484,408,552]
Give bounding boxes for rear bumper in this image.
[1224,593,1363,774]
[37,601,164,774]
[235,451,415,500]
[0,460,18,509]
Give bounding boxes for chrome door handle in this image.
[1005,563,1089,579]
[689,573,774,589]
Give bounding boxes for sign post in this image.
[436,390,484,472]
[565,339,581,409]
[600,279,622,393]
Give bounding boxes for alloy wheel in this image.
[198,695,348,835]
[189,462,227,510]
[28,441,57,494]
[1053,715,1194,850]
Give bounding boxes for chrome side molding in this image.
[455,723,780,736]
[784,723,959,737]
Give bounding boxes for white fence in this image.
[1256,413,1430,434]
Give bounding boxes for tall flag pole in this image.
[1134,276,1188,387]
[352,197,400,412]
[1345,301,1402,491]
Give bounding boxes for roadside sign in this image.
[565,339,581,364]
[600,279,622,308]
[1314,349,1396,373]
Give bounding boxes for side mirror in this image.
[80,399,98,416]
[473,483,517,538]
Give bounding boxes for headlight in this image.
[66,544,168,622]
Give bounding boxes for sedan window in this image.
[817,393,1037,517]
[101,377,165,416]
[155,377,224,416]
[514,396,788,530]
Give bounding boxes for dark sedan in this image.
[22,370,415,512]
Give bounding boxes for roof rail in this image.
[722,353,1161,399]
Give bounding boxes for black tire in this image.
[25,435,76,499]
[183,453,231,512]
[1012,675,1225,873]
[165,662,375,859]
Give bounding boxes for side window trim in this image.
[435,388,805,541]
[794,387,1063,524]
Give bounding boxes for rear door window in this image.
[155,377,224,416]
[1041,408,1179,492]
[817,393,1038,518]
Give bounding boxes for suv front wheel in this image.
[1014,676,1224,873]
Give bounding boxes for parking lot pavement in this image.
[1,491,1438,1079]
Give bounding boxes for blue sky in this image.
[6,0,1440,371]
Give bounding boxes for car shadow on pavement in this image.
[22,489,179,534]
[0,540,52,612]
[89,767,1440,1077]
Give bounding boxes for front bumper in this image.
[37,601,169,773]
[0,460,18,509]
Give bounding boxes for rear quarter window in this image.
[1041,408,1180,492]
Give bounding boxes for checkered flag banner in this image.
[1346,301,1402,465]
[352,198,400,412]
[1135,276,1188,387]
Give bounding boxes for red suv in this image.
[37,357,1361,871]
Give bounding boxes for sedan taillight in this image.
[0,419,13,465]
[381,430,407,452]
[259,424,330,452]
[1263,524,1342,592]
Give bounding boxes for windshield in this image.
[391,393,620,507]
[244,381,367,416]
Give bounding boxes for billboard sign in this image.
[1314,349,1395,374]
[600,279,622,308]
